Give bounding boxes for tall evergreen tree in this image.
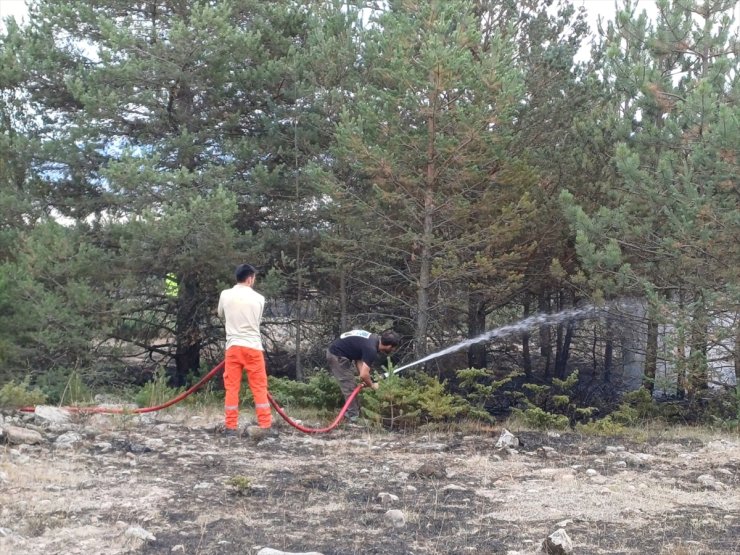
[335,0,523,359]
[562,0,739,396]
[4,0,353,384]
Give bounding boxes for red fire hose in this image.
[268,384,364,434]
[18,360,363,434]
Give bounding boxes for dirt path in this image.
[1,408,739,554]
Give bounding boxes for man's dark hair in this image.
[380,330,401,347]
[235,263,257,283]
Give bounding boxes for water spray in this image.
[384,305,600,378]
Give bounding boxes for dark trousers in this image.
[326,350,360,420]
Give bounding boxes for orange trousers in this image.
[223,346,272,430]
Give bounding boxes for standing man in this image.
[327,329,401,423]
[217,263,274,440]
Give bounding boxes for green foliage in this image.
[0,0,735,425]
[226,475,252,495]
[521,383,551,405]
[0,379,47,408]
[35,367,92,405]
[620,388,656,420]
[135,368,183,408]
[511,406,570,430]
[576,415,629,437]
[579,387,662,436]
[701,389,740,431]
[456,367,516,418]
[361,372,472,430]
[515,371,597,429]
[0,222,112,380]
[267,371,344,411]
[552,371,579,391]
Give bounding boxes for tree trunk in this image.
[467,291,487,369]
[339,268,348,333]
[174,274,201,387]
[413,109,436,359]
[675,291,687,398]
[735,313,740,393]
[522,296,531,378]
[687,296,709,397]
[591,326,598,377]
[538,291,552,377]
[294,297,303,381]
[604,316,613,383]
[293,119,303,382]
[644,310,658,394]
[554,321,574,379]
[621,300,647,391]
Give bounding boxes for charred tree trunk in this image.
[644,309,658,394]
[554,320,574,379]
[174,274,201,387]
[604,316,613,383]
[522,296,531,378]
[539,291,552,377]
[553,291,574,379]
[467,291,487,369]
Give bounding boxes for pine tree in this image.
[334,0,524,359]
[563,0,739,396]
[4,1,355,384]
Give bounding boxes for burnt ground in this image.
[1,407,739,555]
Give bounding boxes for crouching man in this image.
[326,329,400,424]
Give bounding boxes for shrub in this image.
[456,367,516,420]
[135,367,183,408]
[266,370,344,411]
[576,415,629,436]
[511,406,570,430]
[0,379,47,408]
[227,475,252,495]
[35,367,92,405]
[621,388,656,419]
[361,372,472,430]
[514,371,597,429]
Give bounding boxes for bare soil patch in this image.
[1,408,739,554]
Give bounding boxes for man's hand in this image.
[357,361,375,389]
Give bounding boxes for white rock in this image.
[496,429,520,448]
[3,426,43,445]
[124,525,156,542]
[378,492,399,504]
[385,509,406,528]
[34,406,71,423]
[54,431,83,448]
[542,528,573,554]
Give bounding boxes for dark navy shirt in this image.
[328,330,380,366]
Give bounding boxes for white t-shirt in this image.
[217,283,265,350]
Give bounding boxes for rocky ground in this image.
[1,405,739,555]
